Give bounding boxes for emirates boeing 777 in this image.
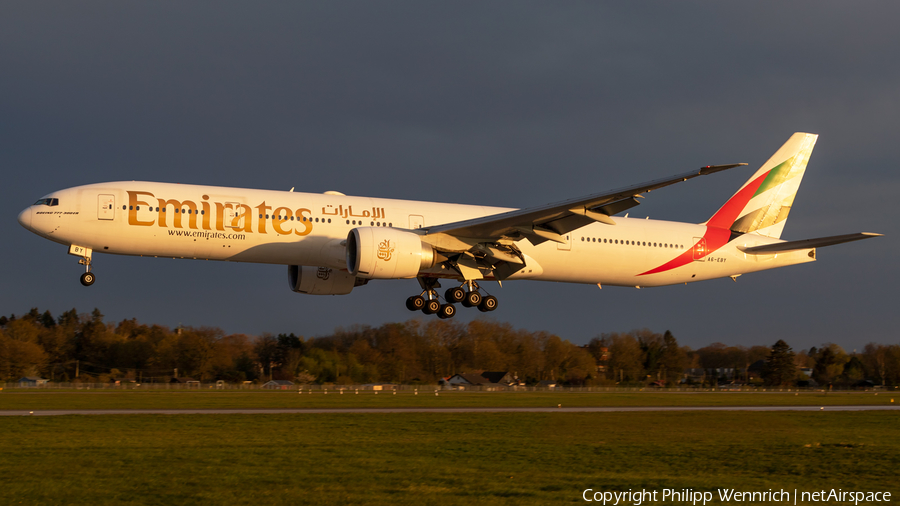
[17,133,880,319]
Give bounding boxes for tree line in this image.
[1,308,898,387]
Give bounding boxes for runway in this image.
[2,405,898,416]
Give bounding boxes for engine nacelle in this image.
[346,227,435,279]
[287,265,358,295]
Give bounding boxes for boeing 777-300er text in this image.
[18,133,881,319]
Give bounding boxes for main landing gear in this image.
[405,278,498,319]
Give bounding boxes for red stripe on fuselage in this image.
[638,170,769,276]
[638,227,731,276]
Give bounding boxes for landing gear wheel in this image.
[478,295,498,312]
[445,287,465,303]
[437,303,456,319]
[406,295,425,311]
[423,299,441,315]
[80,272,95,286]
[462,291,482,308]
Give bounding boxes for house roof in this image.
[448,373,490,385]
[170,377,199,383]
[18,377,47,381]
[449,372,514,385]
[263,380,294,386]
[480,371,512,384]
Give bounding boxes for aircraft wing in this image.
[424,163,747,244]
[739,232,883,254]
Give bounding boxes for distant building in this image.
[582,345,609,374]
[17,377,49,387]
[683,368,738,383]
[442,371,521,390]
[536,379,558,390]
[262,380,295,390]
[170,377,200,386]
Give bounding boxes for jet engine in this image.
[346,227,435,279]
[287,265,359,295]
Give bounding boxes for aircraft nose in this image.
[17,207,32,230]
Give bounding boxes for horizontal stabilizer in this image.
[739,232,882,254]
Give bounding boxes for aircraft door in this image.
[98,194,115,220]
[557,232,572,251]
[409,214,424,230]
[692,237,707,261]
[224,202,244,229]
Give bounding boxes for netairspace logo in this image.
[582,488,893,505]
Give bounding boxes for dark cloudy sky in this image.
[2,2,896,350]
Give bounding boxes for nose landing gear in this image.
[72,246,95,286]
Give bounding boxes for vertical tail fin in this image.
[704,132,817,239]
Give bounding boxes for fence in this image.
[3,381,896,393]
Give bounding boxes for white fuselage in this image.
[18,181,815,288]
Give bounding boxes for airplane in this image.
[17,132,880,319]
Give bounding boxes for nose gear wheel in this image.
[78,255,95,286]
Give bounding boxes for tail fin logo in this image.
[706,133,817,239]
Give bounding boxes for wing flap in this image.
[739,232,882,254]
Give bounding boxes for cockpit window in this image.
[33,198,59,206]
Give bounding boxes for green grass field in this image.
[1,411,898,505]
[1,389,897,410]
[2,391,898,505]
